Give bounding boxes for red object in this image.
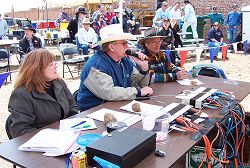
[221,45,228,62]
[36,21,55,29]
[180,50,188,67]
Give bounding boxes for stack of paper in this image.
[18,129,80,156]
[86,108,141,126]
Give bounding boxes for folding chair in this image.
[196,63,227,79]
[5,115,17,168]
[59,43,89,79]
[0,49,11,81]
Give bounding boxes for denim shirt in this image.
[225,11,241,27]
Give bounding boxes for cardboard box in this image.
[86,127,156,168]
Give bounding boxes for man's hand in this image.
[130,52,149,71]
[140,86,153,96]
[176,70,187,80]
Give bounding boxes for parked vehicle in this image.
[3,17,31,39]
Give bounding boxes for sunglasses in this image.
[83,23,90,25]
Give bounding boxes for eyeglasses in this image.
[163,5,167,7]
[83,23,90,25]
[113,41,129,46]
[146,40,162,45]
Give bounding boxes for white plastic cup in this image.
[142,112,171,143]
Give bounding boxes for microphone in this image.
[125,50,148,60]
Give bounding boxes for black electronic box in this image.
[86,127,156,167]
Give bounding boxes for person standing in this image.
[56,5,72,25]
[153,1,170,27]
[78,18,99,55]
[77,24,152,111]
[207,6,224,26]
[104,5,115,25]
[225,4,241,52]
[207,22,227,59]
[0,13,8,40]
[169,2,181,19]
[67,7,88,44]
[182,0,199,46]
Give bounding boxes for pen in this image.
[71,121,86,128]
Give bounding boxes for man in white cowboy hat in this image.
[110,8,120,24]
[77,24,153,111]
[138,27,187,84]
[19,25,42,60]
[78,18,99,55]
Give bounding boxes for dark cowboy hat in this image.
[138,27,165,46]
[22,25,36,33]
[75,7,87,14]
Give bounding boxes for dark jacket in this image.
[67,18,78,42]
[19,35,42,55]
[110,16,120,24]
[8,79,78,138]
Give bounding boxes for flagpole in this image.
[46,1,49,31]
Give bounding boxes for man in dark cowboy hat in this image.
[19,25,42,61]
[67,6,88,43]
[138,27,187,84]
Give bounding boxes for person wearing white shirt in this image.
[0,14,8,39]
[170,2,181,19]
[182,0,199,45]
[78,18,99,55]
[153,1,170,27]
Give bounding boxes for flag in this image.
[0,72,10,88]
[243,40,248,55]
[232,42,238,54]
[195,49,203,64]
[221,45,228,62]
[209,48,216,63]
[180,50,188,67]
[165,50,171,63]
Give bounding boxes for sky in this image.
[0,0,45,14]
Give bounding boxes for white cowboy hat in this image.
[82,18,90,24]
[99,24,136,44]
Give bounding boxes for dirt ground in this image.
[0,46,250,168]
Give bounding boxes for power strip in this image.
[161,103,192,122]
[181,87,218,109]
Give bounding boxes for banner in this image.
[195,49,203,64]
[0,72,10,88]
[221,45,228,62]
[243,40,248,55]
[233,43,238,54]
[209,48,216,63]
[180,50,188,67]
[165,50,171,63]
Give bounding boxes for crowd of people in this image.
[0,1,244,138]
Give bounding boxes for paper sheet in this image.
[19,129,80,156]
[176,78,204,86]
[86,108,141,126]
[59,118,97,131]
[119,100,163,115]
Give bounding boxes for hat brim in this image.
[23,27,36,33]
[99,33,136,45]
[138,36,166,46]
[76,11,87,14]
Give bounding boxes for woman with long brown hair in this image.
[8,49,78,138]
